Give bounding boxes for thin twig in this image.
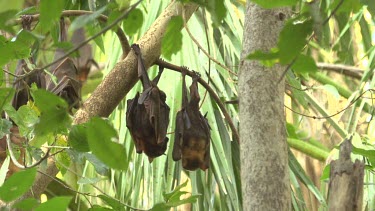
[285,88,375,119]
[182,9,237,76]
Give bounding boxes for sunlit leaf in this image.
[161,16,183,60]
[0,156,10,186]
[35,196,72,211]
[322,84,340,99]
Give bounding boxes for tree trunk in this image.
[328,138,364,211]
[239,2,291,210]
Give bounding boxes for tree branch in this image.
[73,1,199,124]
[317,62,364,80]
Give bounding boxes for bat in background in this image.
[45,18,81,110]
[70,27,98,83]
[126,44,170,162]
[173,69,211,171]
[12,16,45,110]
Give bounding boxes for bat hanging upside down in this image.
[173,69,211,171]
[126,44,170,162]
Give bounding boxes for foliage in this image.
[0,0,374,210]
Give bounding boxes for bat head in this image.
[181,137,209,171]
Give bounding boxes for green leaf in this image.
[39,0,65,32]
[152,180,200,209]
[352,146,375,166]
[69,6,107,32]
[251,0,298,8]
[330,0,361,14]
[246,49,279,67]
[0,1,23,13]
[320,164,330,181]
[85,153,109,175]
[32,89,71,136]
[362,0,375,16]
[289,149,326,205]
[322,84,340,99]
[0,88,15,110]
[0,168,37,202]
[87,117,127,170]
[0,118,12,137]
[55,150,71,175]
[16,6,38,16]
[68,124,90,152]
[163,180,189,200]
[0,156,10,186]
[206,0,226,26]
[278,19,313,64]
[0,30,36,66]
[87,23,105,54]
[98,195,125,211]
[161,16,183,60]
[0,10,17,33]
[17,105,39,137]
[122,8,143,36]
[12,198,39,210]
[291,54,317,74]
[35,196,72,211]
[29,133,54,148]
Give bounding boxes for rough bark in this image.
[239,2,291,210]
[328,138,364,211]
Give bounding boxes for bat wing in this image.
[172,110,184,161]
